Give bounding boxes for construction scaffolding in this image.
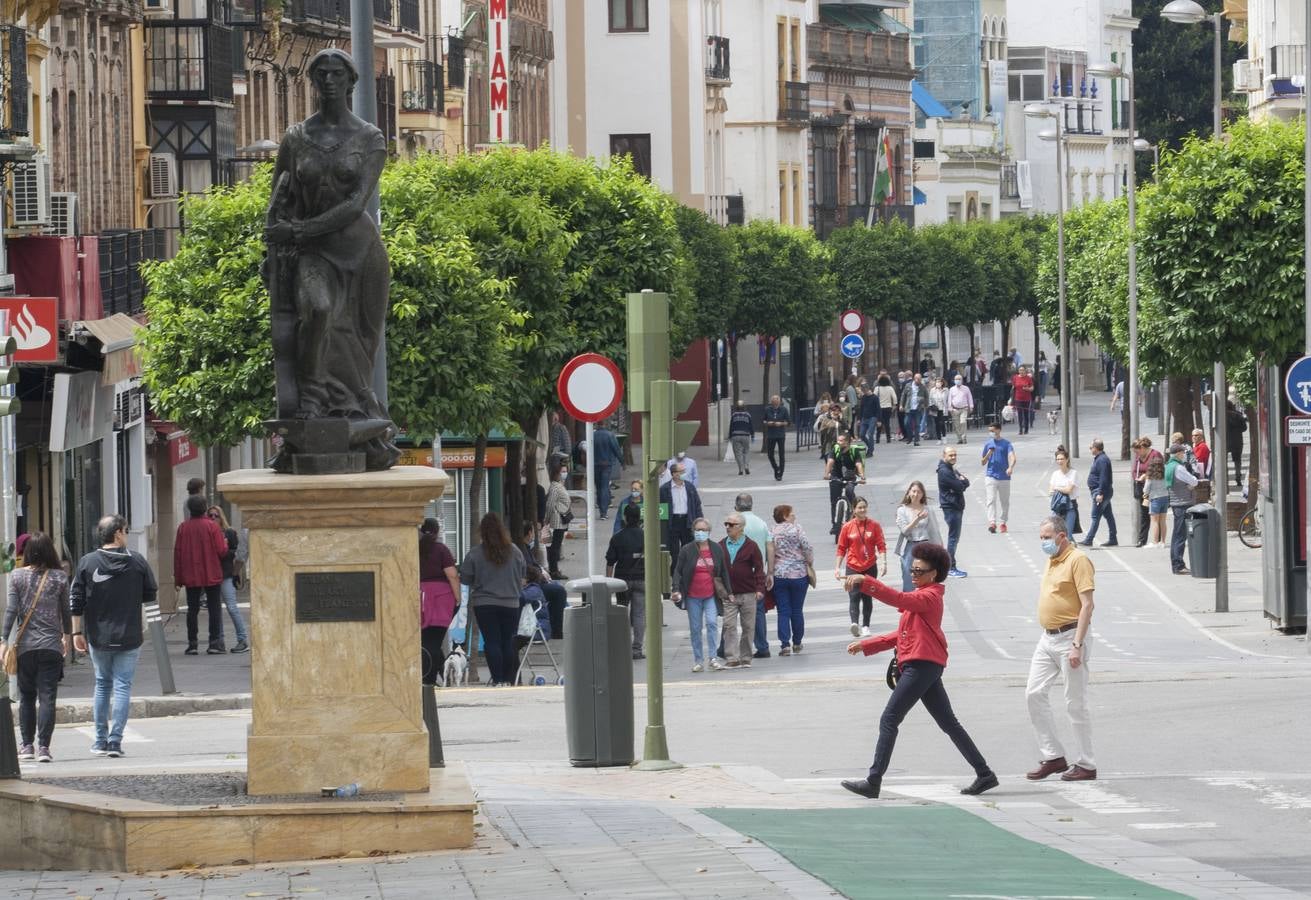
[913,0,982,118]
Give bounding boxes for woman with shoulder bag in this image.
[670,517,730,673]
[840,542,997,800]
[0,532,71,763]
[770,505,813,656]
[1049,447,1079,536]
[895,481,935,591]
[206,506,249,653]
[419,518,461,685]
[545,461,572,580]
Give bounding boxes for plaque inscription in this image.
[294,571,376,623]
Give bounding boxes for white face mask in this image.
[676,452,686,460]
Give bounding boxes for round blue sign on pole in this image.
[1285,356,1311,415]
[840,334,865,359]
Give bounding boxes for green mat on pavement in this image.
[703,806,1188,899]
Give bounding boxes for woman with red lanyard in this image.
[418,518,461,686]
[834,497,887,638]
[840,542,998,799]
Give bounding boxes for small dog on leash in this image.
[1046,409,1060,435]
[442,646,469,687]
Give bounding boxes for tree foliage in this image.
[729,220,835,340]
[672,204,740,354]
[1141,116,1305,371]
[142,148,691,448]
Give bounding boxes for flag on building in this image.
[872,129,894,206]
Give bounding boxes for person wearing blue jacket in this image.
[592,424,624,520]
[937,447,971,578]
[1079,439,1117,547]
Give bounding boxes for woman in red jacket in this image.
[834,497,886,638]
[839,542,997,799]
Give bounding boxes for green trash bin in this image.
[1186,504,1221,578]
[563,576,635,767]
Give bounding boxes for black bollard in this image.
[0,698,21,779]
[422,684,444,768]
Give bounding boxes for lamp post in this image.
[1133,137,1159,178]
[1162,0,1227,613]
[1025,102,1071,455]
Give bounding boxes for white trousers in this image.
[984,477,1011,525]
[1025,629,1095,770]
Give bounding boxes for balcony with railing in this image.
[1269,43,1306,98]
[1000,163,1019,200]
[808,26,910,74]
[779,81,809,124]
[0,26,29,142]
[706,35,730,83]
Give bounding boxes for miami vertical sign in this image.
[488,0,510,143]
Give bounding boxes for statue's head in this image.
[307,48,358,101]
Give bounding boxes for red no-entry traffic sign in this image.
[557,353,625,423]
[840,309,865,334]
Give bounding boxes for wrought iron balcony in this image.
[706,35,730,83]
[779,81,809,123]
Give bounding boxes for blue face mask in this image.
[1040,538,1060,557]
[631,490,642,499]
[693,530,711,542]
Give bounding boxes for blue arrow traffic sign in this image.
[1286,356,1311,415]
[840,334,865,359]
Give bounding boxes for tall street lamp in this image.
[1133,137,1159,178]
[1161,0,1228,613]
[1025,102,1072,455]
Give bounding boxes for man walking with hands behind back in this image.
[1026,515,1097,782]
[763,395,790,481]
[937,447,970,578]
[70,515,159,758]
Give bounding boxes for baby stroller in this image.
[515,583,564,686]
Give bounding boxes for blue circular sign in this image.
[1285,356,1311,415]
[840,334,866,359]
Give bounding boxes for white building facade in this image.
[1228,0,1307,122]
[550,0,712,211]
[721,0,810,225]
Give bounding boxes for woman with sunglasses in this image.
[206,506,249,653]
[840,542,997,800]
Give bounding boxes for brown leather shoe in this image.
[1025,757,1068,780]
[1060,765,1097,782]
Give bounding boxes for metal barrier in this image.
[795,406,817,452]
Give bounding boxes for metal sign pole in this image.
[585,421,596,577]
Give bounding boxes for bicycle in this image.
[829,475,864,542]
[1238,504,1262,549]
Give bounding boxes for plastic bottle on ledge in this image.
[333,782,360,798]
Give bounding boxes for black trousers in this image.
[1134,483,1150,545]
[766,436,786,477]
[877,409,894,443]
[547,528,567,575]
[17,648,62,748]
[473,605,519,685]
[185,584,223,648]
[668,515,692,575]
[868,660,991,781]
[421,625,448,685]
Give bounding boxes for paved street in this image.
[4,388,1308,898]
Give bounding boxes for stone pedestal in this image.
[217,466,448,796]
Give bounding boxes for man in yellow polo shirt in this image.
[1025,514,1097,782]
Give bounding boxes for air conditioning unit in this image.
[1246,60,1264,91]
[49,192,77,236]
[148,151,178,199]
[1233,60,1254,92]
[10,154,50,227]
[143,0,173,17]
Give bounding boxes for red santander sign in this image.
[0,297,58,362]
[488,0,510,143]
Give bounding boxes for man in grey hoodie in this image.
[70,515,159,758]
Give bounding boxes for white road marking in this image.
[75,725,154,744]
[1201,777,1311,809]
[1128,822,1218,831]
[1056,783,1175,815]
[1101,547,1297,659]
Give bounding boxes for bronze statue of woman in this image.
[263,47,400,473]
